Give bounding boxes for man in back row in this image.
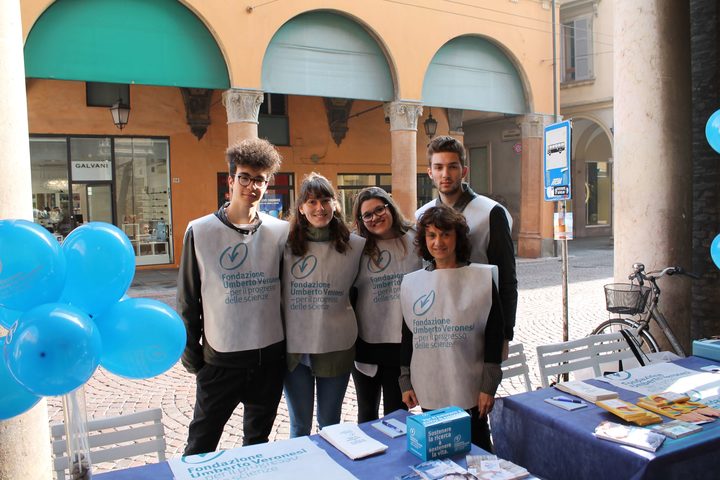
[416,135,518,353]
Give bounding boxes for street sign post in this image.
[544,120,572,345]
[544,120,572,201]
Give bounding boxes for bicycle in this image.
[591,263,699,358]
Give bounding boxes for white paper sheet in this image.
[168,436,358,480]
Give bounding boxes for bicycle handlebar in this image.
[628,264,700,282]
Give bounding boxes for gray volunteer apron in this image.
[283,234,365,354]
[400,264,495,409]
[354,230,422,344]
[191,212,289,352]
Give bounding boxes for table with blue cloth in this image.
[94,409,488,479]
[490,356,720,480]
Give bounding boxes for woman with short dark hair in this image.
[399,205,504,451]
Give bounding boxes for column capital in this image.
[516,113,554,138]
[222,89,264,124]
[384,101,423,131]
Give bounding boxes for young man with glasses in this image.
[177,138,288,455]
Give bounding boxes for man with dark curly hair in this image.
[178,138,288,454]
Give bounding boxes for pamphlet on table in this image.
[167,436,358,480]
[650,420,703,439]
[593,421,666,452]
[554,380,618,403]
[319,422,388,460]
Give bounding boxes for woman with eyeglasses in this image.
[399,205,504,451]
[282,173,365,437]
[350,187,422,423]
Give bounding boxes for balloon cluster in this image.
[706,110,720,270]
[0,220,185,420]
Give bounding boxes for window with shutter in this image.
[560,15,594,83]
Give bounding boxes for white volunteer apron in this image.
[283,234,365,354]
[400,264,495,409]
[354,230,422,344]
[191,212,288,352]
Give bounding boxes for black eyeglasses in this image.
[235,173,269,188]
[360,204,389,222]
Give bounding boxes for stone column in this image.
[0,1,52,479]
[222,89,263,145]
[384,101,423,218]
[517,114,554,258]
[614,1,692,351]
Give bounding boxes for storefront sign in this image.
[71,160,112,181]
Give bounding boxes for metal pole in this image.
[561,201,569,342]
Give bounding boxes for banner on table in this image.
[597,363,720,408]
[168,437,357,480]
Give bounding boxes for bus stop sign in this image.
[544,120,572,201]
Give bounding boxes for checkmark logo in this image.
[367,250,391,273]
[181,451,226,464]
[413,290,435,316]
[219,243,248,270]
[291,255,317,279]
[606,371,631,381]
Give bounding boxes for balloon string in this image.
[62,386,92,480]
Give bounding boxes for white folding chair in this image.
[536,336,600,388]
[51,408,166,480]
[501,342,533,392]
[590,331,639,374]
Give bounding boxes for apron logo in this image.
[605,371,631,381]
[367,250,391,273]
[180,451,226,464]
[219,243,248,270]
[413,290,436,316]
[291,255,317,279]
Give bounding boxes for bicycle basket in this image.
[604,283,651,315]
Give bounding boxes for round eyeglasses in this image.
[235,173,269,188]
[360,204,389,222]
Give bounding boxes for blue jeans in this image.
[283,363,350,437]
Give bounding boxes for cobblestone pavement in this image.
[47,237,613,473]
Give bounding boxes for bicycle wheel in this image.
[591,318,660,354]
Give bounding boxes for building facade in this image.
[20,0,559,267]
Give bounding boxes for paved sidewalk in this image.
[46,236,614,473]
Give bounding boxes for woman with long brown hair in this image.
[282,173,365,437]
[351,187,422,422]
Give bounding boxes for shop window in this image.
[561,16,593,82]
[115,138,172,265]
[337,174,391,222]
[29,137,71,239]
[86,82,130,107]
[259,93,289,146]
[417,175,437,208]
[29,135,173,266]
[217,172,295,220]
[469,146,491,195]
[586,161,611,226]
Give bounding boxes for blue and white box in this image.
[693,338,720,362]
[406,406,471,461]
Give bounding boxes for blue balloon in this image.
[0,340,41,420]
[712,234,720,269]
[60,222,136,317]
[0,219,66,311]
[4,304,102,396]
[94,298,185,379]
[706,109,720,154]
[0,306,22,329]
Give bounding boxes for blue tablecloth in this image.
[94,409,488,479]
[490,356,720,480]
